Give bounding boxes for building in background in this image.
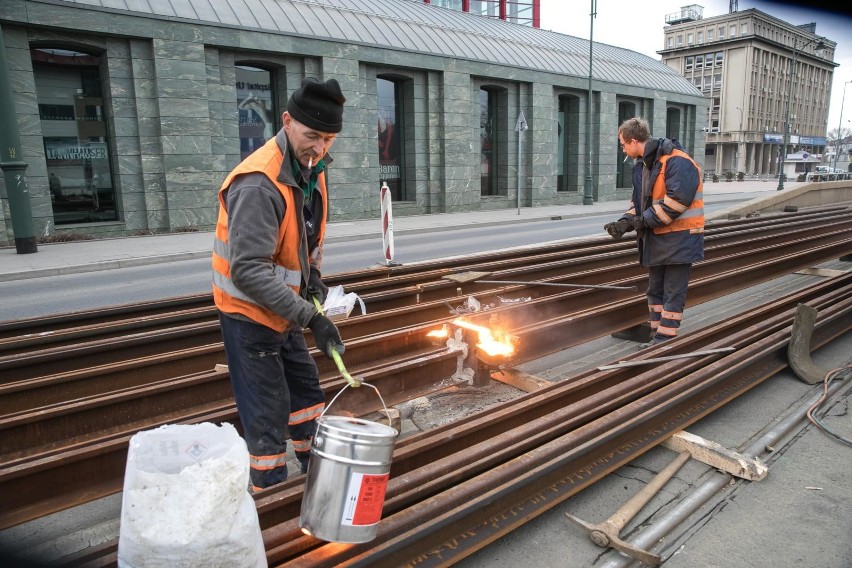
[1,0,702,244]
[418,0,539,27]
[659,5,837,178]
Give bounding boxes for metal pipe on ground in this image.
[598,360,851,568]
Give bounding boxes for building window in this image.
[505,0,535,26]
[714,74,722,89]
[668,37,673,49]
[480,88,499,196]
[33,48,117,225]
[236,65,275,160]
[687,33,693,45]
[686,56,694,70]
[470,0,500,18]
[730,25,736,37]
[377,76,408,201]
[705,54,714,67]
[715,52,724,66]
[697,31,703,44]
[703,76,712,91]
[677,34,683,47]
[695,55,703,69]
[557,95,579,193]
[708,29,714,41]
[719,27,725,39]
[741,23,748,35]
[432,0,463,9]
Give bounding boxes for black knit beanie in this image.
[286,77,346,133]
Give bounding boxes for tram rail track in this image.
[0,207,850,560]
[58,271,852,567]
[0,207,848,353]
[0,213,852,526]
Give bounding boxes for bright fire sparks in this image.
[451,318,514,357]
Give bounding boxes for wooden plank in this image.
[662,431,768,481]
[491,368,553,393]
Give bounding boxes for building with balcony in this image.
[659,6,838,177]
[418,0,539,27]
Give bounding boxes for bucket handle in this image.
[321,381,394,429]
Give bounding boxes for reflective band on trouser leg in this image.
[290,402,324,469]
[648,303,663,331]
[249,452,288,488]
[656,310,683,338]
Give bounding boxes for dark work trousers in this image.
[218,313,325,489]
[646,263,692,343]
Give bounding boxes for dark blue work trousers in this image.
[218,312,325,489]
[646,263,692,343]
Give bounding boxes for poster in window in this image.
[236,66,274,160]
[377,78,403,200]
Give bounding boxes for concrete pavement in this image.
[0,179,802,283]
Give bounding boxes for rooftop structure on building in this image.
[417,0,540,27]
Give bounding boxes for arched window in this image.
[236,65,275,159]
[33,47,117,225]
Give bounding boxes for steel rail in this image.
[0,209,848,351]
[2,226,848,432]
[58,276,852,568]
[2,214,849,384]
[0,232,848,487]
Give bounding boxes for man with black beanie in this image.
[212,77,346,490]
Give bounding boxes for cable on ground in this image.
[806,364,852,446]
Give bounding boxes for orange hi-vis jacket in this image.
[212,137,328,332]
[649,149,704,235]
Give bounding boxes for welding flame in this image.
[451,318,514,357]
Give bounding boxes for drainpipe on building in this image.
[0,25,37,254]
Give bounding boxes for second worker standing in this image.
[605,117,704,349]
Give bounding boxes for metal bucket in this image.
[299,383,398,543]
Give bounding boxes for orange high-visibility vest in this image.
[650,149,704,234]
[212,137,328,332]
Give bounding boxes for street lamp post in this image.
[778,36,825,191]
[583,0,597,205]
[833,80,851,172]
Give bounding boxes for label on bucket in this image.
[340,472,389,526]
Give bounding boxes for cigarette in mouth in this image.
[308,157,313,169]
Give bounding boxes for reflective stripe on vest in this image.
[651,149,704,235]
[212,136,327,331]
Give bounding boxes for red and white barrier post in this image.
[379,181,396,265]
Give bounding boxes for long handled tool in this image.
[441,270,636,291]
[565,450,691,566]
[476,279,636,291]
[313,296,361,388]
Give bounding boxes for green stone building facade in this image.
[0,0,707,244]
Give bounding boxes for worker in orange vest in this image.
[605,117,704,348]
[212,78,346,491]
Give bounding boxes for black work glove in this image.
[604,217,633,239]
[307,266,328,305]
[307,312,344,358]
[633,214,647,231]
